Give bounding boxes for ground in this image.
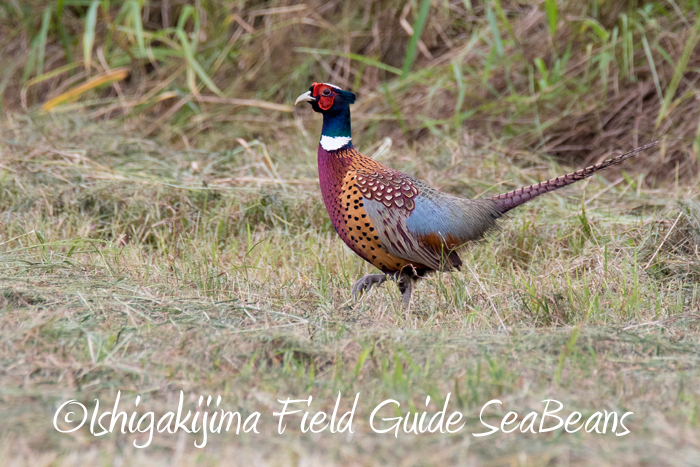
[1,115,699,466]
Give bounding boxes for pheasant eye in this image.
[322,88,331,96]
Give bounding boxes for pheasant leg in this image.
[397,274,414,307]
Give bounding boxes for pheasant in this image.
[295,82,658,306]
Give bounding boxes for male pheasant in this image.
[295,82,657,306]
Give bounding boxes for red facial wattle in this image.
[312,83,335,110]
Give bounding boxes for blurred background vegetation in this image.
[1,0,699,182]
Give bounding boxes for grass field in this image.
[2,0,700,465]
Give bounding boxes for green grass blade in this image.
[656,20,700,127]
[129,0,146,56]
[177,5,200,46]
[177,5,196,30]
[545,0,558,35]
[641,32,663,103]
[452,60,466,121]
[21,41,38,84]
[401,0,431,79]
[174,6,220,96]
[175,29,223,97]
[26,62,81,89]
[56,0,74,65]
[486,4,503,57]
[581,18,608,41]
[294,48,402,76]
[36,8,52,77]
[695,109,700,157]
[83,1,100,73]
[492,0,515,41]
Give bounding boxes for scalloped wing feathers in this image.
[357,170,502,272]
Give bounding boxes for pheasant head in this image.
[295,82,355,113]
[296,83,356,151]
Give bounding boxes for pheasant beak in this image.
[295,90,315,105]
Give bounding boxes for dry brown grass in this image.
[1,110,700,466]
[1,1,699,179]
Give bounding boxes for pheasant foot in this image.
[352,274,388,300]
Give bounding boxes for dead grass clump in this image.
[544,45,700,186]
[642,201,700,282]
[256,335,336,374]
[0,289,44,309]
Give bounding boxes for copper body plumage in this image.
[317,145,417,273]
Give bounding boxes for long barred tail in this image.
[488,140,661,213]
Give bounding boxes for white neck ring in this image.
[320,135,351,151]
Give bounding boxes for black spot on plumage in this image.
[370,227,375,231]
